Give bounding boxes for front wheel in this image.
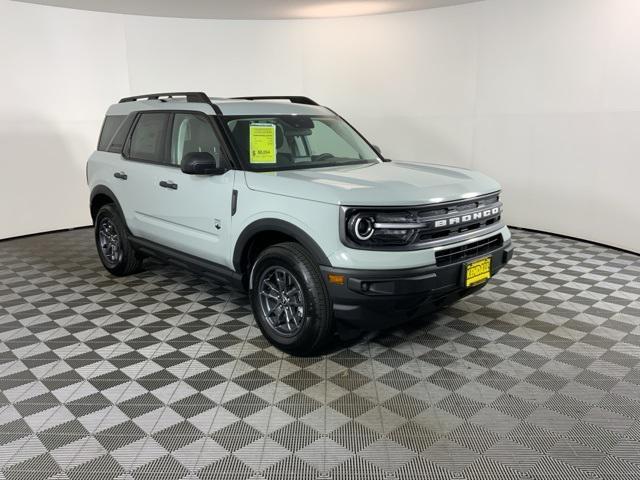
[94,204,143,276]
[249,242,333,356]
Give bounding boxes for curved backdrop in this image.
[1,0,639,252]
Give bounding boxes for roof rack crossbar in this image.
[232,96,319,106]
[119,92,210,103]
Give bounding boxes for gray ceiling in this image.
[13,0,482,19]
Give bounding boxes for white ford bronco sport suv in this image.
[88,92,513,355]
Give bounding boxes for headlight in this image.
[345,209,420,247]
[348,213,375,241]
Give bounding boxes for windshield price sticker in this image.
[249,124,277,163]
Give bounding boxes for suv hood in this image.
[244,161,501,206]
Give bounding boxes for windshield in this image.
[223,115,381,171]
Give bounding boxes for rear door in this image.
[123,111,235,267]
[118,112,172,239]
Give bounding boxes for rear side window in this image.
[107,114,136,154]
[128,113,170,163]
[97,115,126,151]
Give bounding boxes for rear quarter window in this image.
[97,115,126,151]
[107,114,136,154]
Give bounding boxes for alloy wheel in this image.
[257,266,306,336]
[98,217,122,266]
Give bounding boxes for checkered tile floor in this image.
[0,228,639,480]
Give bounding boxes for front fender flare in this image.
[232,218,332,272]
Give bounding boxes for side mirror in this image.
[181,152,225,175]
[372,145,382,156]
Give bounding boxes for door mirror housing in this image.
[181,152,226,175]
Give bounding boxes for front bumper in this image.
[320,241,514,330]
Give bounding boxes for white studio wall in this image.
[1,0,639,253]
[0,0,130,239]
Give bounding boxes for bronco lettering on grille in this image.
[434,206,501,228]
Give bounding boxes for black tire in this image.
[94,204,143,276]
[249,242,333,356]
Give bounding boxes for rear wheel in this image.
[94,204,143,276]
[249,242,332,355]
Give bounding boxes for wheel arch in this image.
[233,219,332,277]
[90,185,126,225]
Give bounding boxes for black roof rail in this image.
[232,96,319,106]
[119,92,210,103]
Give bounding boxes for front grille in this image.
[415,194,502,243]
[435,234,503,266]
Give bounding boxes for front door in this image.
[123,111,234,268]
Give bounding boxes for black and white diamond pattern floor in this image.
[1,228,639,480]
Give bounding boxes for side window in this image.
[108,114,135,154]
[98,115,126,151]
[128,113,169,163]
[171,113,223,167]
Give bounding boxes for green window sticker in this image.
[249,124,277,163]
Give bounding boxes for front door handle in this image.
[114,171,127,180]
[159,180,178,190]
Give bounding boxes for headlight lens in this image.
[345,210,418,246]
[348,213,375,241]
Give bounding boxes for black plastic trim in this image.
[321,241,513,329]
[322,243,511,293]
[128,236,243,289]
[436,233,503,266]
[89,185,126,223]
[119,91,225,115]
[231,96,319,106]
[231,189,238,216]
[119,92,211,103]
[233,219,331,271]
[159,180,178,190]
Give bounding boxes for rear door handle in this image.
[114,171,127,180]
[159,180,178,190]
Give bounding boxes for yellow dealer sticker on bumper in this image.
[250,124,277,163]
[465,257,491,287]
